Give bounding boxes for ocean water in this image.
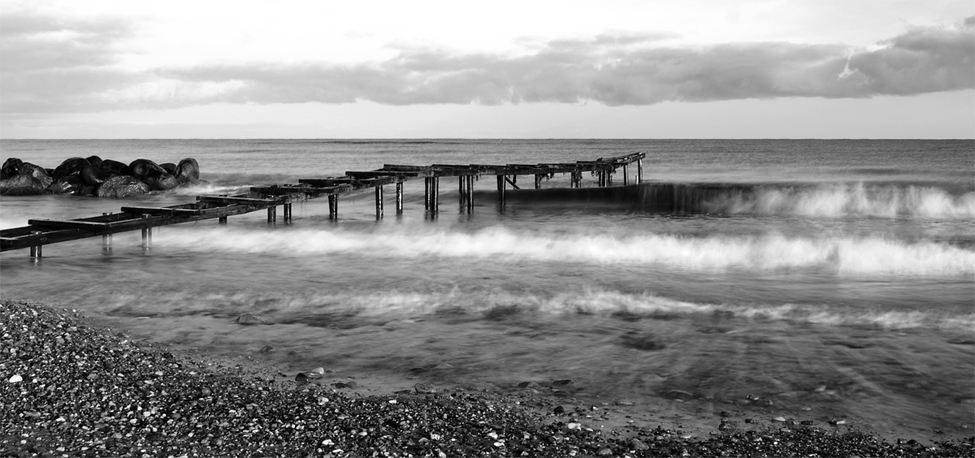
[1,139,973,439]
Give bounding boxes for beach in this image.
[3,298,972,457]
[1,139,973,456]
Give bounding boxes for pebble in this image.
[414,383,437,394]
[234,313,264,325]
[8,374,22,383]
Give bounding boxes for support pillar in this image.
[497,175,506,208]
[424,177,431,210]
[623,165,628,185]
[431,177,439,213]
[534,174,543,189]
[375,186,384,219]
[218,216,228,225]
[284,202,292,223]
[328,194,338,220]
[267,206,277,224]
[29,231,42,259]
[141,214,152,248]
[466,175,475,211]
[637,159,643,184]
[396,181,404,214]
[102,213,113,249]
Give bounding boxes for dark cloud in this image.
[1,12,972,115]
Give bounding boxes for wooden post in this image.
[497,175,506,208]
[431,177,439,213]
[284,202,292,223]
[424,177,431,210]
[623,164,628,185]
[30,231,42,259]
[102,212,112,248]
[141,214,151,248]
[218,216,228,225]
[267,206,276,224]
[534,174,543,189]
[375,185,384,219]
[328,194,338,220]
[466,175,475,211]
[396,181,404,214]
[637,159,643,184]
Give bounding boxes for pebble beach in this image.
[2,298,972,457]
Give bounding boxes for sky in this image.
[1,0,973,138]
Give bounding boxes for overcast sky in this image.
[1,0,973,138]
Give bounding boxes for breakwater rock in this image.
[0,156,203,197]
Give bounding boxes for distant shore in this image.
[1,298,972,457]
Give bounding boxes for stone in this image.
[96,175,150,198]
[8,374,22,383]
[235,314,264,325]
[414,383,437,394]
[630,439,650,450]
[551,379,573,387]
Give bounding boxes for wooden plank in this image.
[345,171,419,178]
[28,219,116,231]
[197,196,277,206]
[120,206,205,216]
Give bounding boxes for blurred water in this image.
[1,139,973,439]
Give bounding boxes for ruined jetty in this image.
[0,153,644,257]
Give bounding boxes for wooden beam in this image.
[28,219,115,231]
[120,206,204,216]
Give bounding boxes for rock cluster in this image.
[0,157,202,197]
[2,298,972,457]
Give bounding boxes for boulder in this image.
[129,159,178,191]
[81,164,117,186]
[48,175,86,195]
[96,175,150,198]
[99,159,130,176]
[175,158,201,183]
[52,157,90,180]
[0,162,53,195]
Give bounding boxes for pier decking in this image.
[1,153,645,256]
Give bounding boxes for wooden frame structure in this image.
[1,152,645,257]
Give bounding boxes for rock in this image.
[0,162,53,195]
[96,175,150,198]
[334,381,358,389]
[551,379,573,387]
[129,159,179,191]
[414,383,437,394]
[517,381,539,389]
[567,422,581,430]
[9,374,22,383]
[553,406,565,414]
[175,158,201,183]
[773,417,787,422]
[597,447,613,456]
[553,390,569,397]
[259,345,273,353]
[663,389,694,400]
[630,438,650,450]
[235,314,264,325]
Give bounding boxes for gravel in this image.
[2,298,973,457]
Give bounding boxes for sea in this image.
[1,139,973,440]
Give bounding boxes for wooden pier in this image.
[1,153,644,256]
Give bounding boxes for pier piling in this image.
[141,215,151,248]
[375,185,384,219]
[328,194,338,220]
[396,182,404,214]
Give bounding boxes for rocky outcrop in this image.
[0,156,203,196]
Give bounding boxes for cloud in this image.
[1,12,972,115]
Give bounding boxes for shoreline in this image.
[2,298,972,457]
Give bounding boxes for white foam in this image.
[153,225,975,277]
[702,183,975,219]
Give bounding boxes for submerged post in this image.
[375,185,384,219]
[497,175,506,208]
[141,214,151,248]
[637,159,643,184]
[424,177,431,210]
[284,202,292,223]
[102,212,112,248]
[267,206,276,224]
[29,231,42,259]
[623,164,628,185]
[396,181,404,214]
[431,177,440,213]
[328,194,338,220]
[534,174,543,189]
[466,175,475,211]
[218,216,228,225]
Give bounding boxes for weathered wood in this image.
[121,206,204,216]
[396,182,404,214]
[28,219,115,232]
[198,196,277,206]
[375,185,384,219]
